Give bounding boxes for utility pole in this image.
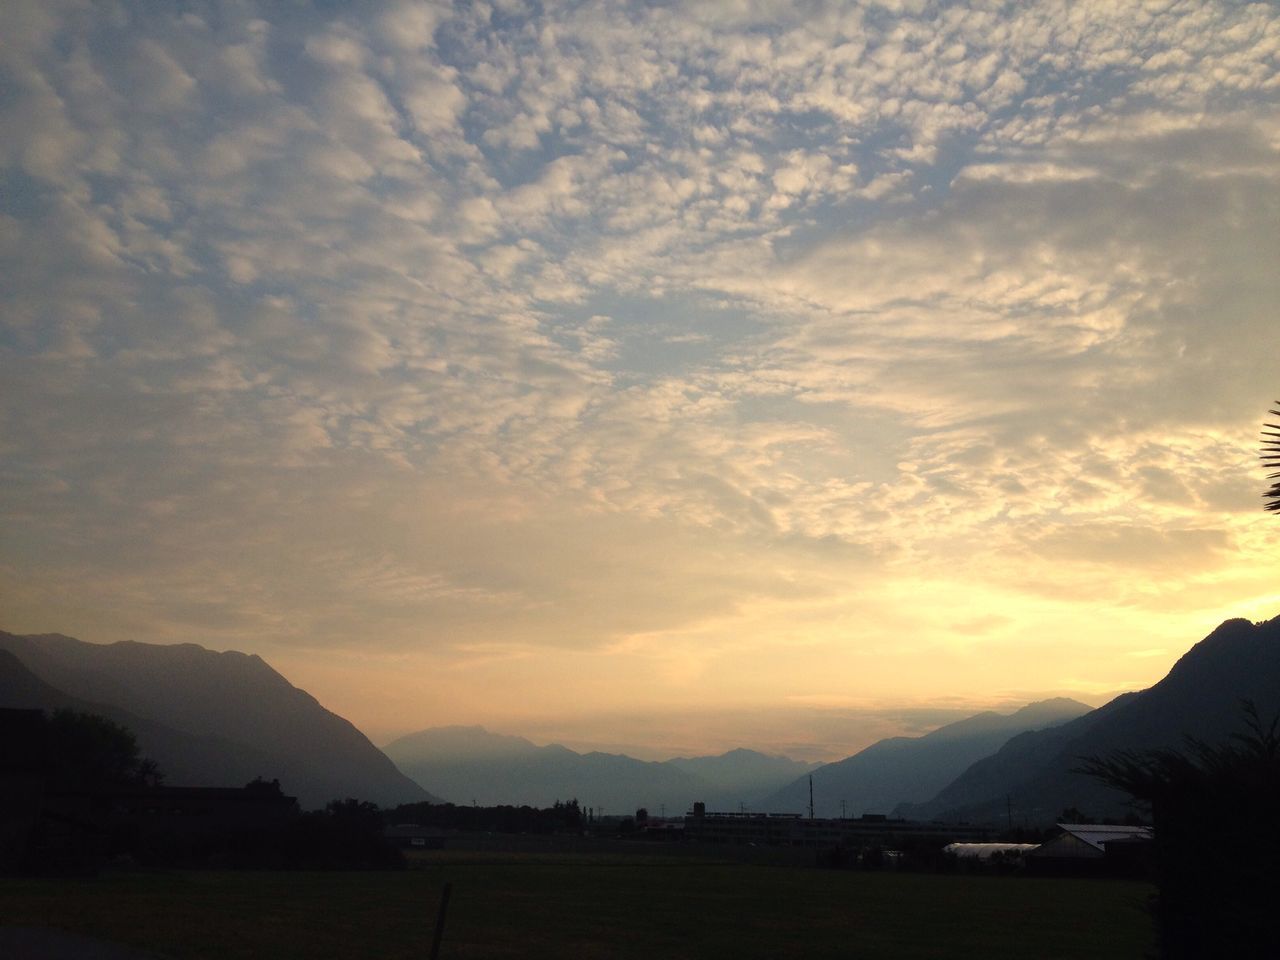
[808,775,815,821]
[841,799,846,820]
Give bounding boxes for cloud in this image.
[2,0,1279,746]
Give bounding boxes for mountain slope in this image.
[899,616,1280,825]
[0,631,434,810]
[0,646,287,790]
[759,698,1091,818]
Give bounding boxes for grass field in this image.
[0,851,1155,959]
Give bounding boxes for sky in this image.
[2,0,1279,761]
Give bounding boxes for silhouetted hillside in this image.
[898,616,1280,825]
[0,632,435,810]
[0,647,284,789]
[760,698,1091,818]
[384,726,816,813]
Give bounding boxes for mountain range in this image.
[758,697,1091,819]
[0,631,435,810]
[5,614,1277,826]
[895,616,1280,825]
[382,725,819,814]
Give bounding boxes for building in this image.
[683,807,996,849]
[384,824,447,850]
[944,842,1039,861]
[1026,823,1153,877]
[1028,823,1153,860]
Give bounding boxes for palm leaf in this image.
[1264,402,1280,512]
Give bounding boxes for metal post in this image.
[429,882,453,960]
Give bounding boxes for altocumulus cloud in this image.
[2,0,1279,742]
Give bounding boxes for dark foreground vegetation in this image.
[1081,702,1280,959]
[390,798,585,834]
[0,851,1153,960]
[11,696,1275,958]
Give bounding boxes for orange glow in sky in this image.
[3,0,1279,757]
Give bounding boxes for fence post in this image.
[429,881,453,960]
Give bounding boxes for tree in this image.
[279,798,403,870]
[44,709,162,788]
[1081,702,1280,958]
[325,797,384,833]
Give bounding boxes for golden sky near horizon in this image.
[3,0,1280,759]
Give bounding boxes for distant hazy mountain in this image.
[667,748,820,800]
[897,616,1280,825]
[384,726,818,814]
[759,698,1091,818]
[0,631,435,810]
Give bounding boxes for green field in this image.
[0,852,1155,959]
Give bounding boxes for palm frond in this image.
[1264,402,1280,512]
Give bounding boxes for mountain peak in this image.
[761,697,1092,818]
[1011,697,1093,718]
[899,614,1280,825]
[0,631,432,809]
[1160,616,1280,691]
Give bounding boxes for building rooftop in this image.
[1054,823,1152,851]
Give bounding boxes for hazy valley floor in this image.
[0,851,1155,959]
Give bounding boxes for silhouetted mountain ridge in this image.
[0,647,291,791]
[897,616,1280,825]
[0,631,435,810]
[759,697,1091,818]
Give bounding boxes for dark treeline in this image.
[2,707,406,873]
[387,799,584,834]
[5,706,593,874]
[1083,702,1280,959]
[14,709,161,790]
[223,795,404,871]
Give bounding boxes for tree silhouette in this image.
[1262,402,1280,512]
[1080,703,1280,958]
[44,709,162,788]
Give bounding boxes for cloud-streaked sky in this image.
[3,0,1279,759]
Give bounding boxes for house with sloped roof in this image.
[1026,822,1153,877]
[1030,823,1152,859]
